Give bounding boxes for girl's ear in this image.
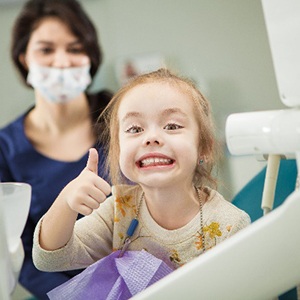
[198,155,207,165]
[19,53,28,70]
[198,155,204,165]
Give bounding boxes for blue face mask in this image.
[27,64,92,103]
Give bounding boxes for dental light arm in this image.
[226,109,300,157]
[226,0,300,220]
[261,154,281,214]
[225,108,300,214]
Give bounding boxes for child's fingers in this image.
[86,148,98,174]
[94,177,111,197]
[87,185,109,204]
[68,193,100,215]
[76,204,94,216]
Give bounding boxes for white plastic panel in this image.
[133,190,300,300]
[262,0,300,107]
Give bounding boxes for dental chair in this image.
[0,183,31,300]
[232,159,298,300]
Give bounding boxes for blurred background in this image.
[0,0,284,298]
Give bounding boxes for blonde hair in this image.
[98,68,218,188]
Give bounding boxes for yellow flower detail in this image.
[169,249,181,264]
[226,225,232,232]
[195,232,204,250]
[118,232,124,240]
[203,222,222,239]
[115,195,135,217]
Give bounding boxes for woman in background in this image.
[0,0,112,298]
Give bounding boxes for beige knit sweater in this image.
[33,185,250,272]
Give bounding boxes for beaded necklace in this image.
[119,186,205,258]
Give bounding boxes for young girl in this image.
[33,68,250,274]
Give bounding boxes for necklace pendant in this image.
[119,218,139,258]
[126,218,139,236]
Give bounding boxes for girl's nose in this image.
[146,139,160,146]
[143,131,162,146]
[142,126,164,146]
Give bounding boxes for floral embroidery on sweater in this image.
[169,249,181,265]
[114,194,136,222]
[194,231,204,250]
[203,222,222,239]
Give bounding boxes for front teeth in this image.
[140,157,172,167]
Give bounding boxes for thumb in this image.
[86,148,99,174]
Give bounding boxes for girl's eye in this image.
[125,125,143,134]
[164,123,183,130]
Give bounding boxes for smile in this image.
[139,157,174,168]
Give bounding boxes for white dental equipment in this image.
[0,183,31,300]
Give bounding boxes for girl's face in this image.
[20,17,90,68]
[118,82,200,189]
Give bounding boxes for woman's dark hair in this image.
[88,89,113,125]
[11,0,102,86]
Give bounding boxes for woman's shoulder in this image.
[0,106,34,137]
[0,112,26,136]
[0,111,29,154]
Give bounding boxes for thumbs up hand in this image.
[86,147,99,174]
[60,148,111,216]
